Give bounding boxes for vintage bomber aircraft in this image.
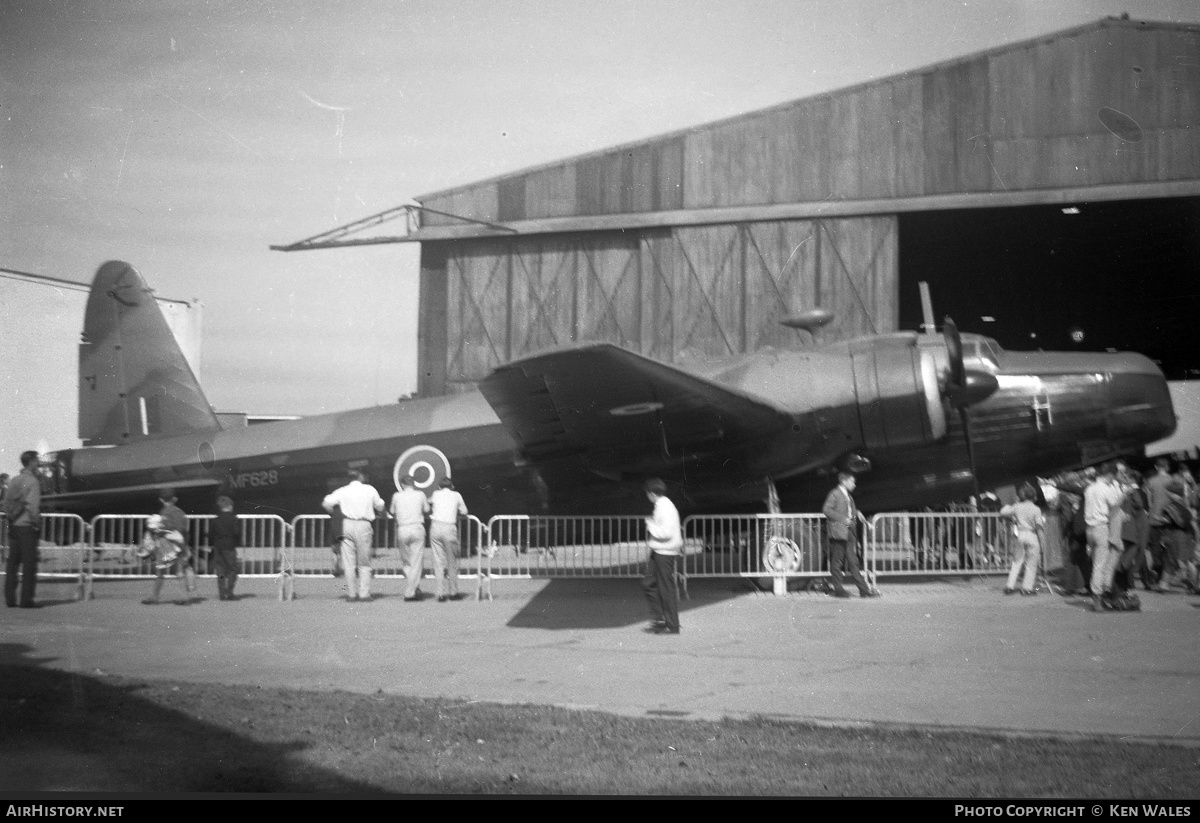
[41,261,1176,521]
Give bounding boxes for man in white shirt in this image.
[641,478,683,634]
[1083,461,1130,610]
[391,475,431,601]
[322,469,385,602]
[429,478,469,602]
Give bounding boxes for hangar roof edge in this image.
[413,17,1200,204]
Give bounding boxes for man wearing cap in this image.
[822,471,879,599]
[391,475,431,601]
[323,470,385,602]
[429,478,469,602]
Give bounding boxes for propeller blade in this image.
[960,405,981,497]
[943,316,965,390]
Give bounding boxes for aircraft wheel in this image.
[762,536,800,574]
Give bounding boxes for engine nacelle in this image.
[850,342,947,450]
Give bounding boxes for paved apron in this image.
[2,575,1198,743]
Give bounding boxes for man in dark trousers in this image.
[822,470,880,599]
[641,478,683,634]
[4,451,41,609]
[210,495,240,600]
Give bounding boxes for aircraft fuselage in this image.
[45,341,1176,520]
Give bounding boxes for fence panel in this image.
[190,514,289,575]
[89,514,293,579]
[8,507,1019,598]
[37,514,91,599]
[484,516,653,579]
[89,514,157,578]
[288,515,336,576]
[285,515,478,578]
[866,512,1013,576]
[683,514,828,577]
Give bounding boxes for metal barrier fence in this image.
[683,514,828,578]
[88,514,291,580]
[285,513,486,580]
[867,512,1013,577]
[287,515,407,577]
[4,507,1017,602]
[482,515,657,579]
[88,514,154,579]
[188,514,290,575]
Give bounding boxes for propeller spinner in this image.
[942,317,999,495]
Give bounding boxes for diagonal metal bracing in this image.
[639,236,675,360]
[744,226,793,313]
[674,228,739,356]
[451,252,507,380]
[512,249,553,355]
[819,219,893,336]
[579,243,638,346]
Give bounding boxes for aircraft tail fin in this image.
[79,261,221,445]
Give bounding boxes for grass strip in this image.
[1,664,1196,795]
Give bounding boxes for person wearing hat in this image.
[429,477,468,602]
[821,470,880,599]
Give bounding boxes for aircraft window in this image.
[977,338,1002,368]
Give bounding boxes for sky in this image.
[4,0,1200,431]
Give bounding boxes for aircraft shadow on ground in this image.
[504,576,752,630]
[0,642,380,793]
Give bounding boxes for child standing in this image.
[211,495,240,600]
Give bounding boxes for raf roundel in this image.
[393,445,452,492]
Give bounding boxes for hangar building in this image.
[385,18,1200,404]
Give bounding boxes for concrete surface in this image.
[2,573,1199,744]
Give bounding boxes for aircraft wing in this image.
[479,344,792,477]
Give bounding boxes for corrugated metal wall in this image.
[422,216,897,394]
[418,21,1199,226]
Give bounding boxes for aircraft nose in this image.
[1105,355,1176,443]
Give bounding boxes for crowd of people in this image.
[1050,456,1199,612]
[5,447,1197,619]
[319,469,472,604]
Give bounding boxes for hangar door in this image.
[439,217,898,391]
